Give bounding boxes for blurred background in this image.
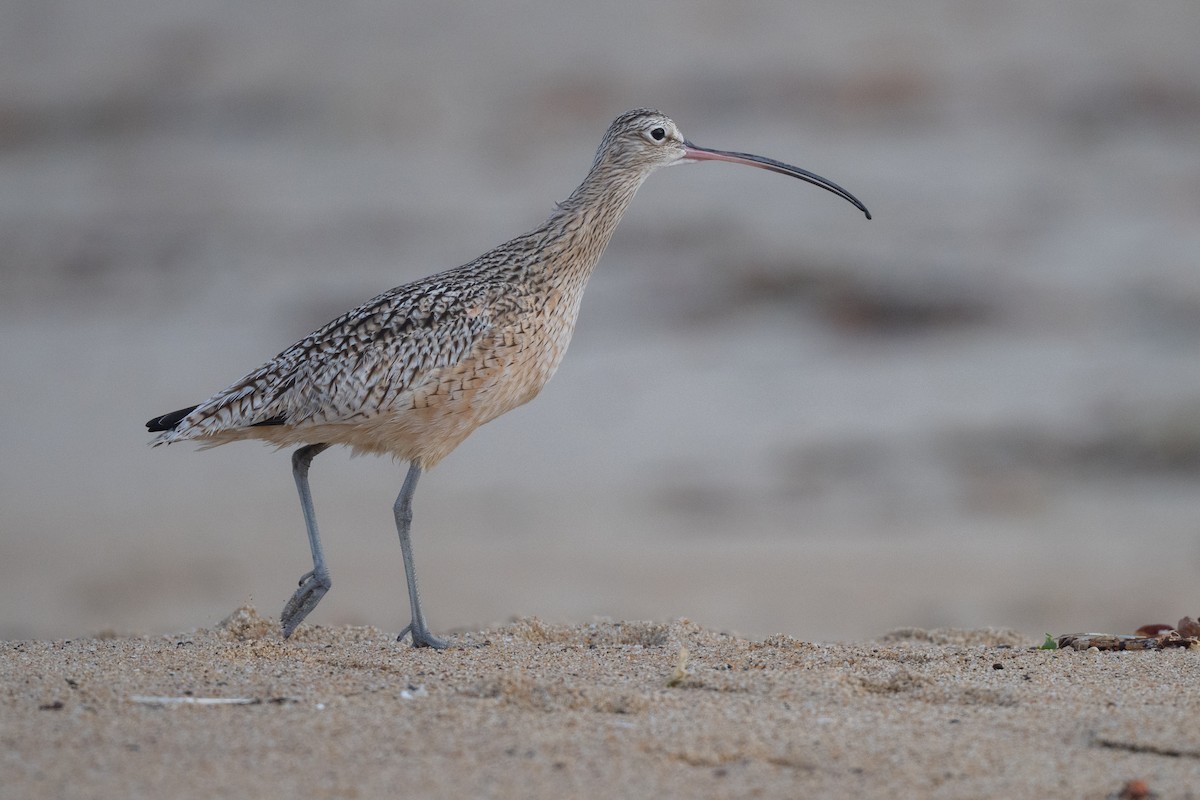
[2,1,1198,642]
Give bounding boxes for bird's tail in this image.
[146,405,199,433]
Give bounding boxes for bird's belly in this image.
[344,316,575,467]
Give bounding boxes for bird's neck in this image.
[556,158,649,224]
[529,160,652,286]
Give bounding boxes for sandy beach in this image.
[4,607,1197,798]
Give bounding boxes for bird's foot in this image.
[280,570,331,638]
[398,622,448,650]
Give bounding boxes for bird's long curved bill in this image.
[682,142,871,220]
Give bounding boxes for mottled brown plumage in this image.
[148,108,870,647]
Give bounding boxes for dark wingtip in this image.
[146,405,199,432]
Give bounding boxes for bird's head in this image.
[592,109,689,171]
[593,108,871,219]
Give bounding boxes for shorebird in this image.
[147,108,870,648]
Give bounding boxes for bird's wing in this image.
[164,274,510,441]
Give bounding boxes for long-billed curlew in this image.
[147,109,870,648]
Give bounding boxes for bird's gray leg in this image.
[394,463,447,649]
[280,443,332,637]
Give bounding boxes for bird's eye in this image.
[649,127,666,141]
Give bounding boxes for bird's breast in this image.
[409,279,576,418]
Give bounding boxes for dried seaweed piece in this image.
[1112,778,1156,800]
[1056,632,1199,651]
[1133,624,1172,637]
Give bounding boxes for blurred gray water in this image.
[2,0,1199,641]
